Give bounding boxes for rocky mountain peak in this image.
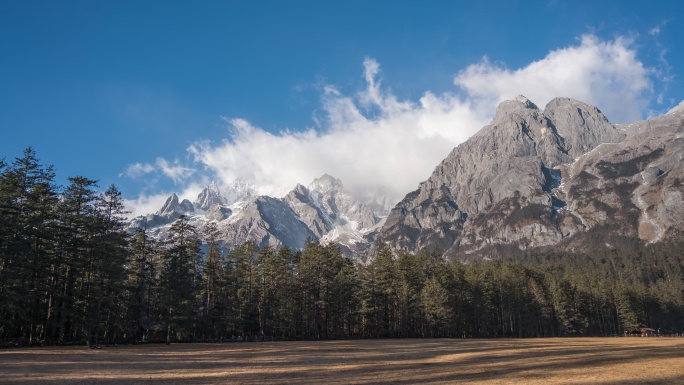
[377,96,680,259]
[196,180,227,211]
[309,173,344,193]
[133,193,196,230]
[491,95,541,125]
[224,179,258,205]
[130,173,386,259]
[543,97,623,157]
[515,94,535,104]
[666,100,684,116]
[484,95,558,161]
[291,183,310,196]
[208,180,221,193]
[157,193,180,216]
[495,94,539,112]
[179,199,194,213]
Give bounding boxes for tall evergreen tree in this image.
[0,148,59,344]
[330,254,361,338]
[226,240,260,338]
[126,227,157,341]
[54,176,99,343]
[158,215,202,343]
[88,185,129,345]
[363,243,398,337]
[257,244,293,339]
[199,222,225,340]
[396,251,426,337]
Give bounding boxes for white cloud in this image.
[121,162,155,178]
[124,182,205,219]
[155,158,195,183]
[454,35,651,123]
[123,192,170,219]
[188,64,486,202]
[126,34,658,214]
[649,20,669,36]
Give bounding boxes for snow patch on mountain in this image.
[128,174,393,257]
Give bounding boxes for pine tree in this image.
[89,185,129,345]
[422,276,452,336]
[0,148,59,344]
[272,246,299,339]
[257,244,292,339]
[226,240,260,339]
[363,243,398,337]
[55,176,100,343]
[297,241,324,339]
[396,251,425,337]
[330,254,361,338]
[158,215,202,343]
[199,222,225,340]
[127,227,157,341]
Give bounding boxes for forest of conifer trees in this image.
[1,148,683,346]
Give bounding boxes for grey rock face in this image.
[282,174,384,253]
[378,96,680,258]
[224,179,258,205]
[558,111,684,244]
[204,205,232,221]
[221,196,318,250]
[307,174,378,231]
[283,184,332,238]
[129,193,196,230]
[157,193,194,217]
[544,98,625,157]
[218,174,385,253]
[129,174,392,257]
[195,180,227,211]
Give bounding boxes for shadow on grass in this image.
[2,338,683,384]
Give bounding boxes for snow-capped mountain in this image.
[128,174,391,256]
[195,180,226,211]
[285,174,387,254]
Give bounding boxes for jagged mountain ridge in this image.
[129,97,684,260]
[377,96,684,258]
[129,174,390,254]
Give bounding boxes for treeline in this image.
[1,149,684,346]
[0,149,128,346]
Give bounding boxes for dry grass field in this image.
[1,338,683,384]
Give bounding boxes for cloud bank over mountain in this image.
[454,35,651,123]
[124,34,657,218]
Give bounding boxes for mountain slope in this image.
[129,97,683,260]
[377,96,683,258]
[128,175,389,254]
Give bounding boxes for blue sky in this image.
[1,1,682,216]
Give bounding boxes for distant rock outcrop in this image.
[129,193,196,230]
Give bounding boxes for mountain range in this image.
[129,174,391,256]
[129,96,684,260]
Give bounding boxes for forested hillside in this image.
[1,149,683,346]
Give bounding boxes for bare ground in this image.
[1,338,683,384]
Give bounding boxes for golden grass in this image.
[1,338,683,384]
